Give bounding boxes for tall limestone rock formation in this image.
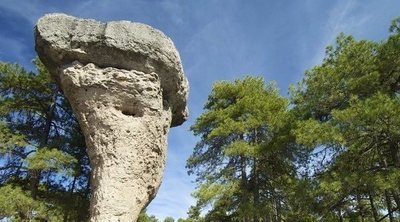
[35,13,188,221]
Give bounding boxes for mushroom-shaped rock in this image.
[35,13,188,222]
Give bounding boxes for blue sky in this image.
[0,0,399,220]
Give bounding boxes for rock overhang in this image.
[35,13,188,127]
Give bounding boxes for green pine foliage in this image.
[0,15,399,222]
[0,59,90,221]
[186,17,400,221]
[188,77,299,221]
[164,216,175,222]
[138,209,159,222]
[290,18,400,221]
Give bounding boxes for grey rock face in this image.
[35,13,188,126]
[35,14,188,222]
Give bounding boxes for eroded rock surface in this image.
[35,13,188,126]
[35,13,188,222]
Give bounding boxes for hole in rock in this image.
[162,94,170,109]
[122,110,136,117]
[120,105,144,118]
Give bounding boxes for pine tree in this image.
[188,76,298,221]
[0,59,90,221]
[137,209,159,222]
[291,17,400,221]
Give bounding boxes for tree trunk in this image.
[357,192,365,222]
[240,153,250,222]
[368,192,379,222]
[264,209,271,222]
[30,95,56,200]
[390,189,400,214]
[240,154,247,188]
[63,175,77,222]
[338,208,343,222]
[385,190,394,222]
[29,169,40,199]
[389,141,400,168]
[253,157,259,222]
[252,129,260,222]
[275,197,281,222]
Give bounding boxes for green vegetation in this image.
[0,59,89,221]
[185,18,400,221]
[0,17,399,222]
[187,76,297,221]
[138,209,159,222]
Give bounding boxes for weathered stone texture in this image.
[35,13,188,222]
[35,13,188,126]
